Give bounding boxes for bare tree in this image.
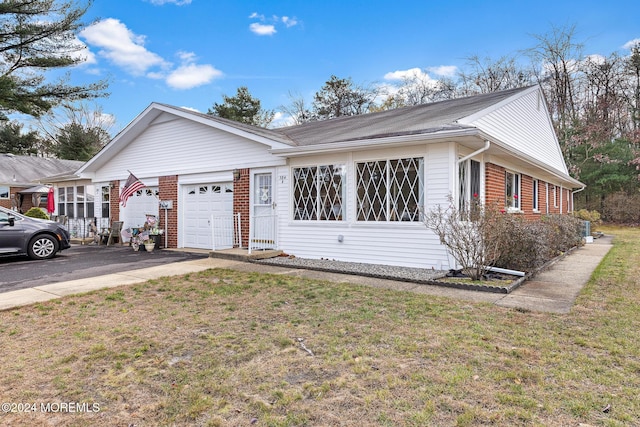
[458,54,535,96]
[527,24,584,136]
[278,91,313,125]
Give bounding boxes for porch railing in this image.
[249,214,278,254]
[56,217,111,240]
[210,213,241,250]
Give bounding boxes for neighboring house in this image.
[0,154,84,216]
[75,85,583,269]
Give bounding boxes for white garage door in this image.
[183,183,234,249]
[121,187,159,231]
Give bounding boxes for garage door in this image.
[121,187,159,231]
[183,183,234,249]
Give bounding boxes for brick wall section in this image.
[233,168,250,248]
[484,163,505,209]
[485,162,572,218]
[110,181,120,221]
[159,175,178,248]
[1,186,36,212]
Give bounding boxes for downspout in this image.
[456,140,490,204]
[571,186,586,212]
[457,140,491,164]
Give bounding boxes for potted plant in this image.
[143,238,155,252]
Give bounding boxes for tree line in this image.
[1,2,638,216]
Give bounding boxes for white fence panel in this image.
[249,214,278,254]
[211,213,241,250]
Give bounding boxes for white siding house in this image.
[74,85,583,269]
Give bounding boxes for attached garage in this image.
[182,183,234,249]
[121,187,159,231]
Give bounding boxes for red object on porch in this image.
[47,187,55,213]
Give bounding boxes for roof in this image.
[0,154,84,186]
[275,86,531,146]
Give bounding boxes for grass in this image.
[0,226,639,426]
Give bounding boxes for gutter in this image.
[457,140,490,163]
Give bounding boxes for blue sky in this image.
[60,0,640,132]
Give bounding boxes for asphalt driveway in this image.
[0,243,208,294]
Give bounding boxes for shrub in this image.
[574,209,602,231]
[24,207,49,219]
[425,197,586,275]
[602,192,640,224]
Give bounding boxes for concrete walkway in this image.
[0,237,613,313]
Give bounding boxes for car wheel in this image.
[27,234,59,260]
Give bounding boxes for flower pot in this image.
[144,242,155,252]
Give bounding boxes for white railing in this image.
[249,214,278,254]
[57,217,111,239]
[210,213,241,250]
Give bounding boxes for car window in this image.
[0,211,9,223]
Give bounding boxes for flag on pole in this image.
[119,172,146,207]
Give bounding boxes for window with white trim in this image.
[356,157,424,222]
[0,186,8,199]
[57,185,95,218]
[101,186,110,218]
[293,164,345,220]
[459,159,481,212]
[532,179,539,211]
[505,171,521,210]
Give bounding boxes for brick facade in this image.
[110,181,120,221]
[159,175,178,248]
[233,168,250,248]
[485,162,572,218]
[1,186,39,213]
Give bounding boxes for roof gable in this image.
[458,86,569,175]
[78,103,294,174]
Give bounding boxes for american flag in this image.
[119,172,146,207]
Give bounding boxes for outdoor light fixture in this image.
[233,169,241,181]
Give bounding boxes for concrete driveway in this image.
[0,243,208,294]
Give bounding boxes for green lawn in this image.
[0,226,638,426]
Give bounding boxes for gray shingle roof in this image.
[276,86,531,146]
[0,154,84,186]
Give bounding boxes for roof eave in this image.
[271,128,482,156]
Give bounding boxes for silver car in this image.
[0,206,71,260]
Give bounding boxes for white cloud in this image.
[428,65,457,77]
[248,12,299,35]
[165,51,223,89]
[79,18,167,75]
[281,16,298,28]
[623,38,640,50]
[81,19,222,90]
[249,23,276,36]
[147,0,192,5]
[585,54,606,65]
[384,68,431,81]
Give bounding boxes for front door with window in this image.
[250,171,276,251]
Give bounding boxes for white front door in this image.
[183,183,234,249]
[250,170,277,251]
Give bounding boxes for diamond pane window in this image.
[356,158,424,222]
[293,165,345,221]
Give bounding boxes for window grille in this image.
[356,157,424,221]
[293,165,345,220]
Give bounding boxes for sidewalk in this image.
[0,237,613,313]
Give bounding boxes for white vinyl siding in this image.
[276,143,453,270]
[461,89,569,176]
[91,115,285,182]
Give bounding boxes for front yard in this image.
[0,227,638,426]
